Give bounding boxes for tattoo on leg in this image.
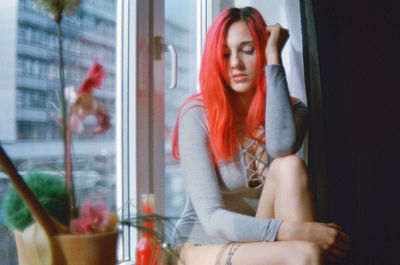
[225,243,241,265]
[215,244,230,265]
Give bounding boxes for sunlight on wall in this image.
[234,0,307,104]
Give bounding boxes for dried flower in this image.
[55,60,111,136]
[77,60,106,95]
[33,0,81,20]
[67,61,110,135]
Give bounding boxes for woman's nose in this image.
[230,52,241,69]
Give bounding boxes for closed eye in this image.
[242,48,254,55]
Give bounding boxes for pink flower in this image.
[71,201,110,234]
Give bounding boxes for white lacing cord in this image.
[239,127,268,188]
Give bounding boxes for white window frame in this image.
[117,0,166,263]
[117,0,209,263]
[116,0,136,263]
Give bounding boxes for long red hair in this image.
[172,7,268,162]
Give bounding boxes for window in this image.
[163,0,199,218]
[24,27,32,43]
[17,58,24,75]
[32,60,40,77]
[1,1,310,264]
[23,58,30,75]
[18,26,24,42]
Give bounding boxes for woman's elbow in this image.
[200,215,229,239]
[268,147,294,158]
[202,221,223,238]
[267,137,299,158]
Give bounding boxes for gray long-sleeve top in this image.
[172,65,308,246]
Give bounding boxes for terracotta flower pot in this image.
[14,229,119,265]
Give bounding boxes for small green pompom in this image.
[1,172,69,230]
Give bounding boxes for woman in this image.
[171,7,350,265]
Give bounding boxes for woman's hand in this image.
[265,24,289,65]
[277,221,351,263]
[302,222,351,262]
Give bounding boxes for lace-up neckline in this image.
[239,126,268,188]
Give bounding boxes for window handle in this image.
[165,44,177,89]
[154,36,177,89]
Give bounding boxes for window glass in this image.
[0,0,117,263]
[164,0,198,219]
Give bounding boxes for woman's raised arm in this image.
[265,65,308,158]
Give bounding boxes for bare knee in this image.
[270,154,306,172]
[269,155,309,187]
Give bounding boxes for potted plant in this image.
[0,145,119,265]
[0,153,177,265]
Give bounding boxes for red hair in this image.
[173,7,269,162]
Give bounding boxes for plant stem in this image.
[56,16,75,220]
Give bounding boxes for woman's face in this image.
[224,20,258,95]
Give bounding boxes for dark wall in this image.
[312,0,400,264]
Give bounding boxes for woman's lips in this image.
[232,73,247,82]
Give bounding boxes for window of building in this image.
[16,88,23,107]
[39,63,48,79]
[18,26,24,42]
[24,27,32,43]
[32,28,40,44]
[17,121,31,139]
[49,33,57,49]
[31,60,40,77]
[48,63,57,80]
[40,31,49,47]
[23,58,31,75]
[22,89,30,107]
[17,58,24,75]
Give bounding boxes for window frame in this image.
[299,0,328,220]
[117,0,208,263]
[117,0,166,262]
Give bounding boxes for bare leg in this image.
[175,241,322,265]
[174,155,321,265]
[256,155,316,221]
